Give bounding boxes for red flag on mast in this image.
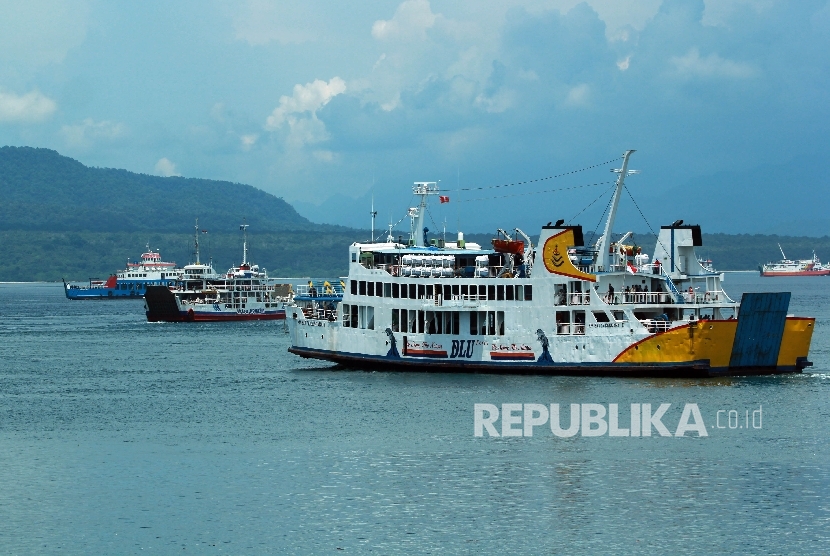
[439,195,450,203]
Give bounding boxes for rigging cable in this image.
[569,182,617,223]
[455,156,622,192]
[625,187,680,274]
[456,180,614,203]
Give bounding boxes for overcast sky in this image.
[2,0,829,234]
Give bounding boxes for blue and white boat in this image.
[64,246,184,299]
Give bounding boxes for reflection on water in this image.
[0,275,828,552]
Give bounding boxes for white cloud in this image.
[372,0,437,41]
[0,89,57,123]
[265,77,347,149]
[671,48,757,79]
[313,150,335,162]
[475,90,514,113]
[617,56,631,71]
[240,134,258,149]
[154,158,180,177]
[564,84,591,107]
[60,118,125,147]
[265,77,346,130]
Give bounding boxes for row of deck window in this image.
[350,280,532,301]
[117,281,174,290]
[341,305,508,336]
[342,304,375,330]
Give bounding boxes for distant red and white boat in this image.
[761,244,830,277]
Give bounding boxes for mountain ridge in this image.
[0,146,345,234]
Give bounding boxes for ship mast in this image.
[240,221,249,265]
[370,195,377,243]
[194,218,201,264]
[411,182,440,247]
[595,150,638,271]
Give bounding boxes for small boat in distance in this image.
[64,246,184,299]
[760,244,830,277]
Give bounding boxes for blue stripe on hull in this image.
[65,279,176,299]
[65,289,144,299]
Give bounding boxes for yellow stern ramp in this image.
[614,317,814,370]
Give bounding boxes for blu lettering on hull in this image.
[474,403,709,437]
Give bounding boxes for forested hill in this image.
[0,146,323,233]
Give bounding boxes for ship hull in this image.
[287,345,808,378]
[65,287,144,299]
[64,278,179,299]
[148,310,286,322]
[287,292,814,378]
[760,269,830,277]
[144,285,286,322]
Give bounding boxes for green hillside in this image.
[0,146,325,233]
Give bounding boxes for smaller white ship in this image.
[144,223,292,321]
[761,244,830,277]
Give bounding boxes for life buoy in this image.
[704,291,711,302]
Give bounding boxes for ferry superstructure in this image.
[761,245,830,277]
[287,151,814,377]
[64,246,184,299]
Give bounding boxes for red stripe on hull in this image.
[189,312,286,321]
[490,352,536,360]
[405,349,448,358]
[761,270,830,276]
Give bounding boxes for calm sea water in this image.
[0,274,828,554]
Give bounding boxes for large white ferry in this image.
[144,223,291,322]
[760,245,830,277]
[287,151,814,377]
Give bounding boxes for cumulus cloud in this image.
[240,134,258,149]
[372,0,437,41]
[0,89,57,123]
[154,158,180,177]
[564,83,591,107]
[617,56,631,71]
[671,48,757,79]
[266,77,347,130]
[265,77,346,149]
[60,118,126,147]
